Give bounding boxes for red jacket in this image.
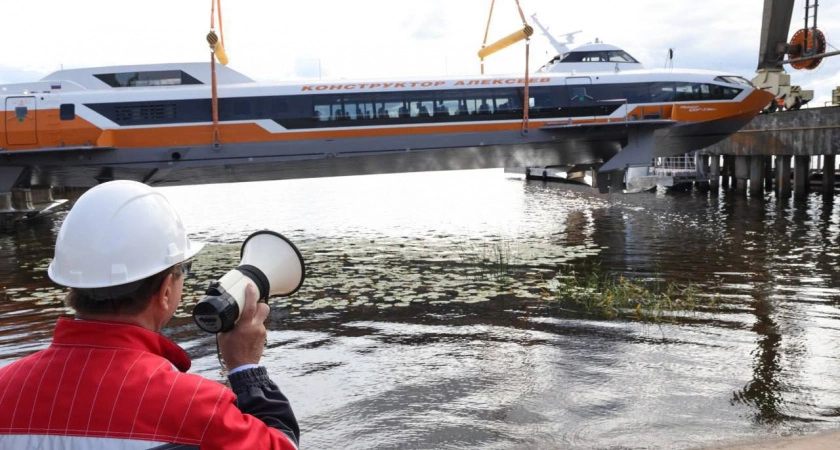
[0,318,299,449]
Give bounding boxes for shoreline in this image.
[709,430,840,449]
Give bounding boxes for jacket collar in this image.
[52,317,191,372]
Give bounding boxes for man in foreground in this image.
[0,180,299,449]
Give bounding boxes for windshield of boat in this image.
[561,50,639,63]
[714,76,754,87]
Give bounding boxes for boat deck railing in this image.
[652,154,700,180]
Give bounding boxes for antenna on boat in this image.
[207,0,228,148]
[664,48,674,70]
[529,13,580,57]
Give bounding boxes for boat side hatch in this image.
[5,96,37,145]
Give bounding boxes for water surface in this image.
[2,169,840,449]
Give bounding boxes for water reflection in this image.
[2,170,840,448]
[732,294,786,425]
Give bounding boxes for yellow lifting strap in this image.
[479,0,531,134]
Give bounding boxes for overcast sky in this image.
[3,0,839,105]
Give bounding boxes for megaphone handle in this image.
[217,271,252,318]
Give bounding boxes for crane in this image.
[753,0,835,111]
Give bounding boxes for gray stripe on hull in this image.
[7,122,728,188]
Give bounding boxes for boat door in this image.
[564,77,595,122]
[5,96,37,145]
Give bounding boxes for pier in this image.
[700,106,840,198]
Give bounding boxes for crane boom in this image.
[757,0,795,70]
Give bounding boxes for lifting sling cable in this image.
[514,0,530,134]
[480,0,532,134]
[217,0,225,47]
[208,0,224,147]
[480,0,496,75]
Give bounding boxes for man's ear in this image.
[154,273,175,309]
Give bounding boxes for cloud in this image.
[0,66,49,85]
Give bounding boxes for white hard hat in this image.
[48,180,204,288]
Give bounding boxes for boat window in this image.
[607,51,639,63]
[313,105,329,121]
[232,99,252,117]
[94,70,203,88]
[649,82,676,102]
[437,99,460,116]
[344,101,360,120]
[412,100,433,118]
[114,103,177,123]
[714,76,753,87]
[60,104,75,121]
[620,84,651,103]
[271,98,288,115]
[560,52,586,63]
[570,87,590,102]
[560,50,639,64]
[372,94,403,119]
[582,52,609,62]
[675,83,697,101]
[14,107,28,121]
[674,82,742,101]
[719,86,742,100]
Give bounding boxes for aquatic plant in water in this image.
[546,263,716,323]
[455,237,520,285]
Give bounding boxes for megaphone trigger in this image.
[192,230,305,333]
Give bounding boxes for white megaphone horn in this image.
[192,230,305,333]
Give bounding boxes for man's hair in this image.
[65,264,183,316]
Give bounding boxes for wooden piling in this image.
[823,154,836,197]
[776,155,792,198]
[710,155,720,191]
[764,156,774,192]
[794,155,810,198]
[720,155,734,190]
[749,156,764,197]
[735,156,749,194]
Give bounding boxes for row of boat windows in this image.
[309,82,741,122]
[313,94,527,121]
[94,70,203,88]
[83,82,743,126]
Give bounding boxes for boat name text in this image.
[301,78,553,92]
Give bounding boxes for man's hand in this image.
[217,283,269,371]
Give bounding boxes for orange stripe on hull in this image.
[92,121,533,148]
[668,90,774,122]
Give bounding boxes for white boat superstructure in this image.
[538,42,644,74]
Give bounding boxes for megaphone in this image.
[192,230,305,333]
